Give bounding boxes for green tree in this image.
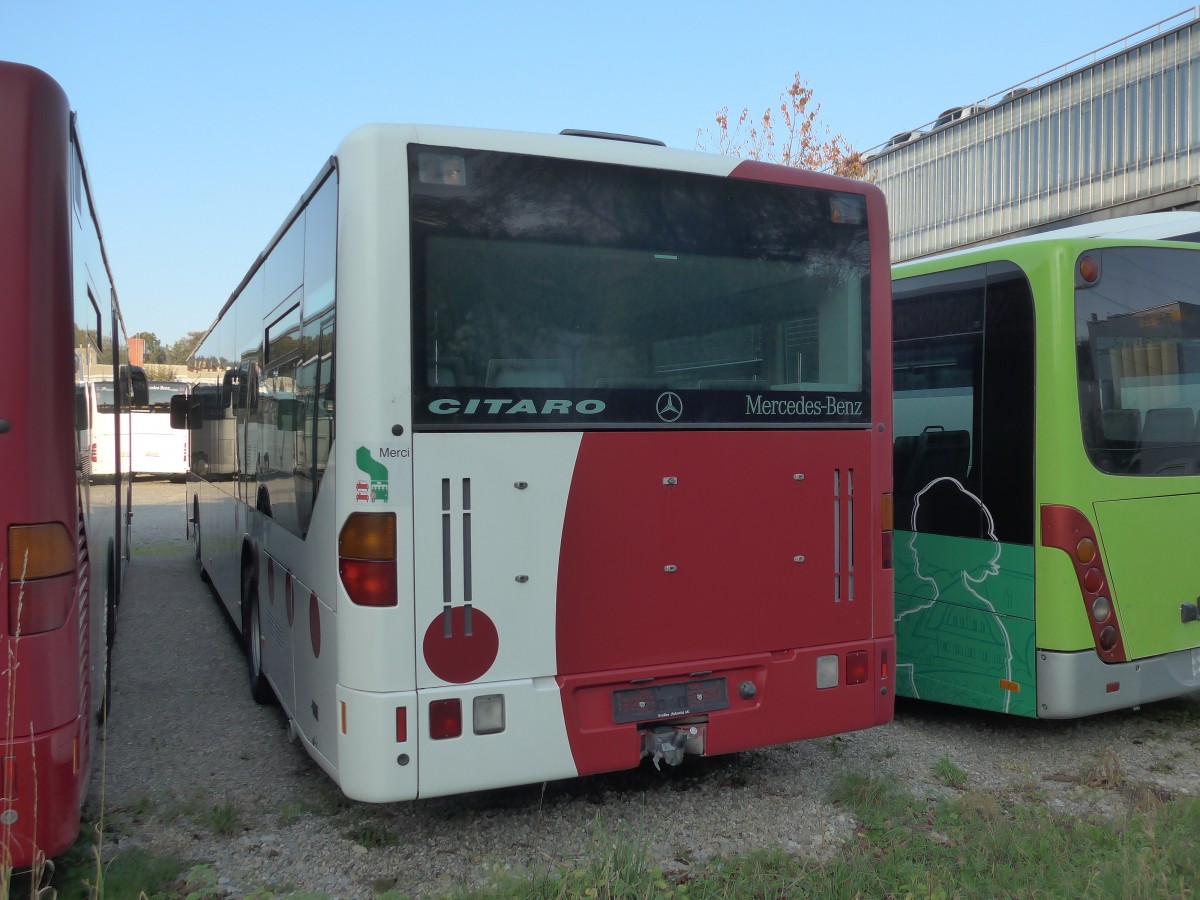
[165,330,209,365]
[699,73,867,178]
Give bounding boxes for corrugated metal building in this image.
[865,10,1200,261]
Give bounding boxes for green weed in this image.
[933,755,969,789]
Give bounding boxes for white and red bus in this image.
[173,125,895,801]
[0,62,145,868]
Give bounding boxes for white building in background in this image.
[865,9,1200,261]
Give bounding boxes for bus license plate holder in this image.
[612,677,729,724]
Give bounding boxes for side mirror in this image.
[170,394,201,430]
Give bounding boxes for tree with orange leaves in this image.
[700,73,868,179]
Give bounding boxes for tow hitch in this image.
[640,724,706,770]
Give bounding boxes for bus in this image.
[173,125,895,802]
[892,215,1200,718]
[0,62,145,868]
[86,377,132,480]
[130,381,189,477]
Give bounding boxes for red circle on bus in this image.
[422,608,499,684]
[310,592,322,658]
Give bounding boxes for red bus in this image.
[0,61,145,869]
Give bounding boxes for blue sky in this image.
[5,2,1192,346]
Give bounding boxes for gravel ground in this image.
[89,480,1200,898]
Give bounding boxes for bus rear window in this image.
[410,146,872,430]
[1076,246,1200,476]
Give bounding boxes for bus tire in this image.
[242,566,273,705]
[193,453,209,479]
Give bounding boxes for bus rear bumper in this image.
[1037,647,1200,718]
[560,638,896,777]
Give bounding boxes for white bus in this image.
[130,381,190,476]
[86,375,133,479]
[173,125,896,801]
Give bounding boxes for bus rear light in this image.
[338,512,396,561]
[473,694,505,735]
[340,701,347,735]
[882,531,894,570]
[816,655,838,689]
[1075,537,1096,564]
[338,513,398,607]
[9,523,74,580]
[90,442,97,463]
[1078,254,1101,285]
[845,651,868,685]
[1040,505,1127,662]
[429,699,461,740]
[1099,626,1119,652]
[880,648,889,680]
[337,559,397,607]
[10,576,75,635]
[1106,681,1121,694]
[396,707,408,743]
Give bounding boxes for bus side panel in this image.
[260,550,296,714]
[199,477,244,624]
[894,532,1037,714]
[288,567,338,766]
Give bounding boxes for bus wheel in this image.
[242,567,274,705]
[193,453,209,479]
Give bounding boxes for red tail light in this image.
[338,513,397,607]
[429,699,462,740]
[90,442,98,463]
[845,650,869,685]
[337,559,397,607]
[8,523,76,635]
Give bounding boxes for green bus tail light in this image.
[1040,504,1127,663]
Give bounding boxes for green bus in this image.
[892,214,1200,718]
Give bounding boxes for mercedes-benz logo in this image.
[655,391,683,423]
